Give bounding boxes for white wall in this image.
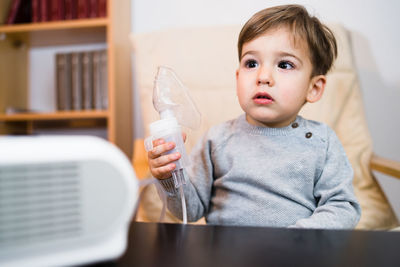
[131,0,400,219]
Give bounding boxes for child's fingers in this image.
[153,138,165,147]
[148,142,175,159]
[150,152,181,168]
[151,163,176,180]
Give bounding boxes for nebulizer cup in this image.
[144,66,201,224]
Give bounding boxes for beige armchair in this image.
[130,24,400,230]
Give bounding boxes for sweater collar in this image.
[236,114,304,136]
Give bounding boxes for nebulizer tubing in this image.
[144,66,201,224]
[174,170,187,224]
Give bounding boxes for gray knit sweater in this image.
[160,114,361,229]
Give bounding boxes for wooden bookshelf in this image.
[0,110,109,121]
[0,18,109,33]
[0,0,133,158]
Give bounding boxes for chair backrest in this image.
[131,24,398,229]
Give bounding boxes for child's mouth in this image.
[253,92,274,105]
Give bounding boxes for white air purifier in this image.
[0,136,138,267]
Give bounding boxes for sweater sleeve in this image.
[292,128,361,229]
[159,133,214,222]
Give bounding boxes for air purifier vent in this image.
[0,162,82,248]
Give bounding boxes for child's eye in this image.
[278,61,294,70]
[244,59,258,68]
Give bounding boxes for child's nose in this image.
[257,66,274,86]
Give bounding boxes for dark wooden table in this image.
[94,222,400,267]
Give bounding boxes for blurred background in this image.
[7,1,397,264]
[14,0,400,217]
[130,0,400,217]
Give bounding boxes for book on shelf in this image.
[82,51,93,110]
[50,0,65,21]
[65,53,73,110]
[98,0,107,18]
[56,53,65,110]
[92,50,101,110]
[64,0,77,20]
[56,53,72,111]
[55,49,108,112]
[4,0,107,24]
[71,52,83,110]
[89,0,97,18]
[31,0,40,22]
[75,0,106,20]
[5,0,32,25]
[92,50,108,110]
[77,0,89,19]
[100,50,108,109]
[5,0,22,24]
[40,0,49,22]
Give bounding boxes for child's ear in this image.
[306,75,326,103]
[235,69,239,94]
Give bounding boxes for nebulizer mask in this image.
[144,66,201,224]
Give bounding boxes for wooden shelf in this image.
[0,111,109,121]
[0,0,133,157]
[0,18,108,33]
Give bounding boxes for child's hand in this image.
[148,133,186,180]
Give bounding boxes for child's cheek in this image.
[279,90,291,101]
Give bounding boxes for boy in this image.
[148,4,361,228]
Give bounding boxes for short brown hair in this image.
[238,4,337,76]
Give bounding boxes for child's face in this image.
[236,27,326,128]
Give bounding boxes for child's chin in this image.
[246,115,275,127]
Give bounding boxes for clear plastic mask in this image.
[153,66,201,130]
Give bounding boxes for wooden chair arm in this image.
[132,139,150,179]
[370,154,400,179]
